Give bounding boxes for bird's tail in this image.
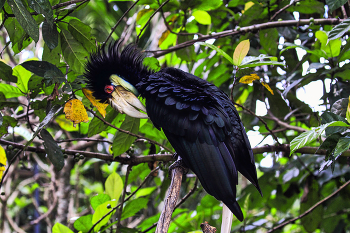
[221,204,233,233]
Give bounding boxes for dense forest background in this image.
[1,0,350,232]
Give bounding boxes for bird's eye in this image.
[104,85,115,94]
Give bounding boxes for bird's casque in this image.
[84,41,262,221]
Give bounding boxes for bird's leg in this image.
[168,153,189,178]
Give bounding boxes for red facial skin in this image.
[104,85,115,94]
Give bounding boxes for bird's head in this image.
[84,41,151,118]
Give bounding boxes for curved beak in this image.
[109,86,148,119]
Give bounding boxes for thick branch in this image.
[155,166,184,233]
[147,18,342,58]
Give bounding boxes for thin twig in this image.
[88,109,173,152]
[56,138,112,144]
[268,111,307,133]
[157,0,203,37]
[270,0,301,21]
[87,167,159,233]
[136,0,170,44]
[234,102,281,145]
[267,179,350,232]
[104,0,140,44]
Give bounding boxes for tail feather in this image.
[225,200,243,222]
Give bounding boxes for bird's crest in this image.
[84,41,152,103]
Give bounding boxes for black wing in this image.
[138,67,261,221]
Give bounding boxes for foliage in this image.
[1,0,350,232]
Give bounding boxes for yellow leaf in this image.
[136,9,154,21]
[242,1,254,13]
[233,40,250,66]
[0,146,6,166]
[0,166,5,181]
[159,30,170,46]
[64,99,89,126]
[261,82,274,95]
[239,74,260,84]
[83,88,108,117]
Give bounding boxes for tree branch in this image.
[269,0,300,21]
[146,18,342,58]
[267,179,350,232]
[155,165,184,233]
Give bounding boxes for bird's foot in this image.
[168,154,189,178]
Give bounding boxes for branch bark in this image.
[155,166,184,233]
[147,18,342,58]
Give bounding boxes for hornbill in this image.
[85,41,262,222]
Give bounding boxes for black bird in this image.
[85,41,262,222]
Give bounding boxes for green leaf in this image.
[328,18,350,40]
[105,172,123,200]
[315,31,342,57]
[333,136,350,157]
[192,10,211,25]
[259,28,278,56]
[0,61,17,82]
[73,214,93,233]
[290,121,350,155]
[42,20,59,50]
[326,0,347,12]
[198,42,233,64]
[143,57,161,72]
[52,223,74,233]
[331,98,348,117]
[0,116,18,137]
[287,0,325,14]
[207,64,229,82]
[92,200,117,232]
[14,61,34,93]
[60,29,89,74]
[7,0,39,42]
[21,60,64,78]
[300,178,323,232]
[88,108,119,137]
[135,187,157,198]
[0,0,5,9]
[28,0,54,26]
[233,40,250,66]
[112,116,140,157]
[40,129,65,171]
[281,42,327,58]
[195,0,222,11]
[0,83,25,98]
[68,19,96,53]
[42,42,61,66]
[55,115,79,132]
[121,198,148,220]
[91,194,111,211]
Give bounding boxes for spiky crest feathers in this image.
[84,41,153,103]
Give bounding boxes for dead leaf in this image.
[64,99,89,126]
[261,81,274,95]
[159,30,170,46]
[83,88,108,117]
[239,74,260,84]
